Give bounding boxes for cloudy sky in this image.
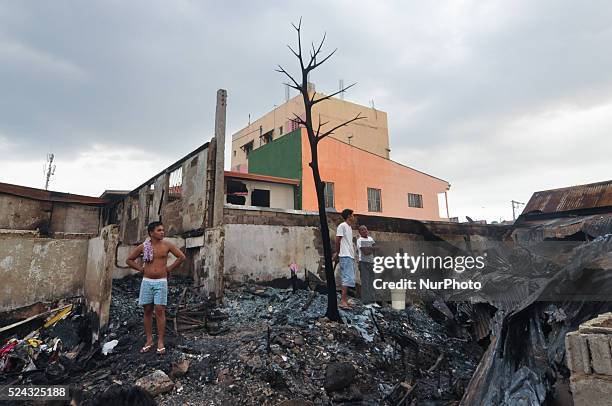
[1,1,611,222]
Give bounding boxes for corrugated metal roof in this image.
[522,180,612,215]
[0,182,107,205]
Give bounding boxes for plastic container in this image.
[390,288,406,310]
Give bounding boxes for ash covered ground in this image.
[0,275,484,405]
[75,275,483,405]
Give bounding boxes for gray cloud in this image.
[1,0,611,219]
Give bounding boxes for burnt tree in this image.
[277,19,364,321]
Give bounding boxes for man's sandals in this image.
[139,344,166,355]
[140,344,153,353]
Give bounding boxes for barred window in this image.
[168,167,183,199]
[261,130,273,144]
[367,188,382,212]
[408,193,423,208]
[323,182,335,209]
[241,140,254,157]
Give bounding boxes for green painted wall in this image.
[248,129,303,209]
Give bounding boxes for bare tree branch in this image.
[311,83,357,105]
[316,113,365,142]
[276,65,301,90]
[283,82,301,91]
[287,44,300,59]
[307,32,327,70]
[291,18,305,72]
[309,48,337,72]
[314,113,330,139]
[309,90,316,104]
[289,113,307,127]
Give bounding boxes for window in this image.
[251,189,270,207]
[261,130,273,144]
[290,119,302,132]
[226,180,247,205]
[233,150,236,157]
[279,126,283,135]
[408,193,423,208]
[241,141,254,157]
[367,188,382,212]
[168,167,182,199]
[323,182,334,209]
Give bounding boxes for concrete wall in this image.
[0,193,101,235]
[221,206,511,284]
[50,203,101,234]
[119,146,209,245]
[84,225,119,342]
[566,312,612,405]
[231,93,390,171]
[224,223,320,282]
[194,227,224,300]
[0,232,89,311]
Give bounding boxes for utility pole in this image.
[43,153,56,190]
[512,200,525,221]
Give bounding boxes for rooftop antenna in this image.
[285,83,290,102]
[369,99,378,119]
[511,200,525,221]
[43,153,56,190]
[339,79,345,100]
[248,113,251,126]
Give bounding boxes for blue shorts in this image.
[339,257,356,287]
[138,278,168,306]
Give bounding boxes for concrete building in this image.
[225,171,298,210]
[231,92,390,173]
[247,129,450,220]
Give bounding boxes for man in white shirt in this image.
[356,225,376,304]
[333,208,356,309]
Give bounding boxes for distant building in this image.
[231,93,390,173]
[514,180,612,241]
[225,171,298,210]
[520,180,612,219]
[247,129,450,221]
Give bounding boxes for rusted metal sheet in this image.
[522,180,612,215]
[0,182,107,205]
[513,214,612,241]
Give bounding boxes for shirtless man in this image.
[126,221,185,355]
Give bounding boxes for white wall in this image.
[223,223,321,282]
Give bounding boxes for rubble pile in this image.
[0,274,484,405]
[88,277,483,405]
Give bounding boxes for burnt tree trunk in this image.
[307,133,340,321]
[278,19,364,322]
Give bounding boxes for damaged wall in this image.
[0,231,89,311]
[0,193,102,235]
[118,144,209,245]
[84,225,119,342]
[221,206,511,284]
[194,227,225,301]
[566,312,612,405]
[224,223,320,282]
